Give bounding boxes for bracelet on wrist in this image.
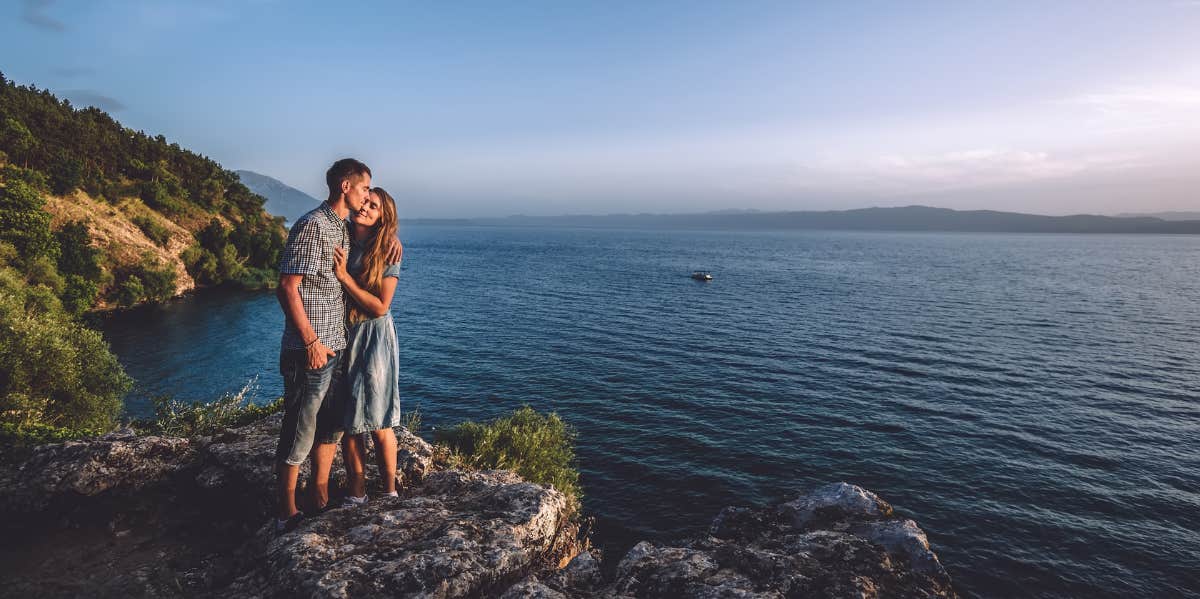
[305,338,318,348]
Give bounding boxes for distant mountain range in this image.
[1115,211,1200,221]
[411,205,1200,234]
[235,170,321,224]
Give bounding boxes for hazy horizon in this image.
[4,1,1200,218]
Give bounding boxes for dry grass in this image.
[42,190,197,305]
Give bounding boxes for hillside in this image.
[0,71,286,310]
[235,169,320,224]
[0,71,289,445]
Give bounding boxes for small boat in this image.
[691,270,713,281]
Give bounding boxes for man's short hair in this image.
[326,158,372,197]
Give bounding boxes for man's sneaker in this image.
[274,511,305,535]
[340,494,368,508]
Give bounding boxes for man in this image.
[273,158,377,532]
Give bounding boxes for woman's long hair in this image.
[348,187,398,324]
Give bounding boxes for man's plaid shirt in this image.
[279,202,349,351]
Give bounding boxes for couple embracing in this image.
[273,158,404,533]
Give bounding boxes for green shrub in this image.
[0,240,16,266]
[403,404,422,435]
[55,221,103,280]
[140,181,184,215]
[0,267,131,431]
[132,215,171,247]
[1,164,49,192]
[111,255,176,306]
[0,422,104,453]
[139,378,284,437]
[60,274,99,315]
[24,255,64,292]
[115,274,144,307]
[0,178,59,261]
[217,243,247,281]
[435,405,581,508]
[230,266,276,290]
[182,245,218,284]
[136,256,176,301]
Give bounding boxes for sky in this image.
[2,0,1199,218]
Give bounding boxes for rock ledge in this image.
[0,416,955,598]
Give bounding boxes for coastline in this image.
[0,413,958,598]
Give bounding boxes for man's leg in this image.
[308,442,337,509]
[310,350,346,507]
[276,349,322,519]
[276,463,301,519]
[277,349,337,517]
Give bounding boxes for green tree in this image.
[140,180,183,214]
[55,221,102,280]
[60,274,98,315]
[115,274,144,307]
[1,117,36,167]
[135,255,177,302]
[182,245,220,285]
[0,268,131,430]
[0,179,59,262]
[48,150,84,195]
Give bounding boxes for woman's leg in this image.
[342,434,367,499]
[371,427,398,494]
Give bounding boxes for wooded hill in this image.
[0,70,285,312]
[0,71,287,444]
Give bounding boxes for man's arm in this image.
[332,247,397,318]
[384,237,403,264]
[277,273,335,369]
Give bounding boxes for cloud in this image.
[865,149,1093,189]
[1068,86,1200,114]
[21,0,65,32]
[51,66,94,78]
[63,90,126,112]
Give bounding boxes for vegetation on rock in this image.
[136,378,283,438]
[435,405,582,510]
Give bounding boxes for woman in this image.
[332,186,403,503]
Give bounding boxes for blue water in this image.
[100,226,1200,598]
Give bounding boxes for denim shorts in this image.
[276,348,346,466]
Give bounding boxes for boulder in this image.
[0,428,196,515]
[602,483,957,599]
[229,469,573,598]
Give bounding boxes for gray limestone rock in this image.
[0,428,196,514]
[501,576,568,599]
[778,482,894,530]
[0,416,955,599]
[229,469,572,598]
[601,483,956,599]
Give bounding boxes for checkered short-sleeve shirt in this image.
[279,202,349,351]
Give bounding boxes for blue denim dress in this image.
[342,238,402,435]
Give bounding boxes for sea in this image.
[100,225,1200,598]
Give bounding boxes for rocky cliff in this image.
[0,414,957,598]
